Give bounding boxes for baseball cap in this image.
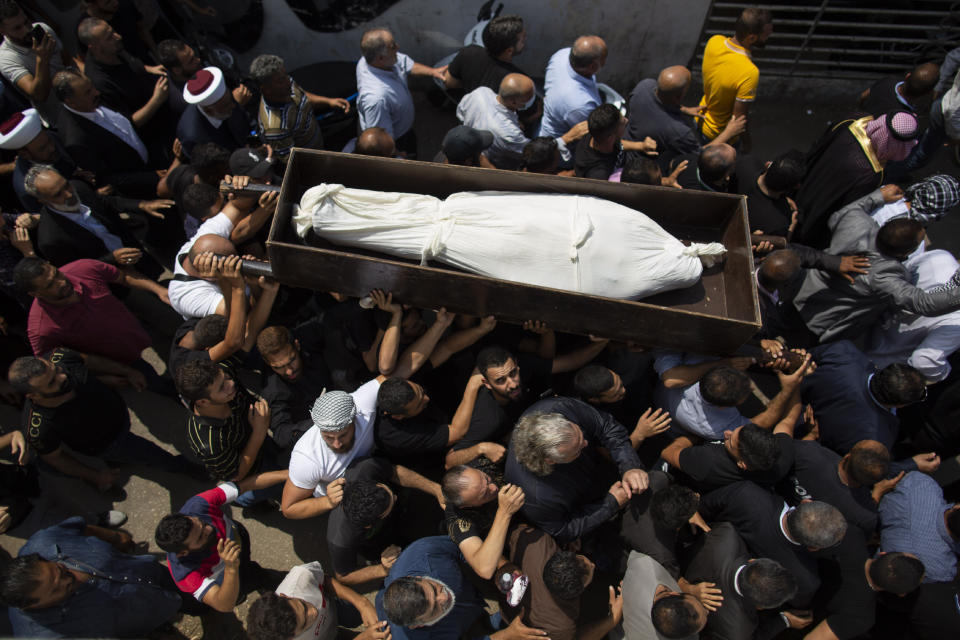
[442,125,494,164]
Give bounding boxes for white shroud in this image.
[293,184,726,300]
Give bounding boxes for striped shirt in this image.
[166,483,239,600]
[256,81,321,159]
[187,383,254,481]
[879,471,960,583]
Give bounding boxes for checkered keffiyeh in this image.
[927,267,960,294]
[906,174,960,222]
[866,112,918,163]
[309,390,357,432]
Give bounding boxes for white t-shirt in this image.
[276,562,338,640]
[620,552,696,640]
[288,378,381,497]
[0,23,65,125]
[168,212,234,319]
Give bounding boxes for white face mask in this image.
[521,92,536,111]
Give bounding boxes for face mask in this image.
[521,92,536,111]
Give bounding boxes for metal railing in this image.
[691,0,960,79]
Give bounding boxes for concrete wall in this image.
[251,0,712,93]
[35,0,712,93]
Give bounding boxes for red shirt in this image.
[28,259,150,364]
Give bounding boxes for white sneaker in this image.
[506,574,529,607]
[97,510,128,528]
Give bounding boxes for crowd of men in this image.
[0,2,959,639]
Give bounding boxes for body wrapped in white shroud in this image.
[293,184,726,300]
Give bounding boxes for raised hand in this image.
[497,483,525,516]
[633,407,672,440]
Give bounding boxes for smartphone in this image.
[30,25,45,45]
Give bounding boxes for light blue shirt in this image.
[539,47,601,139]
[49,204,123,252]
[879,471,960,583]
[652,350,746,440]
[356,53,415,139]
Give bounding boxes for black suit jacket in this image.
[36,181,161,279]
[55,108,159,198]
[685,523,788,640]
[699,481,820,607]
[176,105,251,160]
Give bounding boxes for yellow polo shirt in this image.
[699,35,759,140]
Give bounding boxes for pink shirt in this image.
[28,259,150,364]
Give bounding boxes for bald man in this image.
[674,142,738,192]
[859,62,940,117]
[625,65,746,165]
[539,36,607,140]
[755,247,861,347]
[168,233,239,319]
[356,28,446,156]
[167,184,279,320]
[354,126,396,157]
[457,72,588,170]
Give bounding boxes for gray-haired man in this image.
[504,396,648,543]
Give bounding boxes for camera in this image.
[30,25,45,45]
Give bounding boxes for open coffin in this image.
[269,149,761,355]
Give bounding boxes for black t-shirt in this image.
[735,155,793,236]
[673,152,737,193]
[447,45,523,95]
[444,498,498,546]
[322,300,382,390]
[454,352,552,452]
[169,317,209,376]
[166,164,198,211]
[574,134,621,180]
[262,319,331,449]
[74,2,149,60]
[677,433,795,492]
[812,528,875,638]
[790,440,878,536]
[374,403,450,476]
[326,456,398,577]
[672,152,704,191]
[23,348,128,456]
[83,53,155,119]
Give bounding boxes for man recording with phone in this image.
[0,0,69,125]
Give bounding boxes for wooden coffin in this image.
[269,149,761,355]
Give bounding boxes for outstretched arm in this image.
[388,309,455,380]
